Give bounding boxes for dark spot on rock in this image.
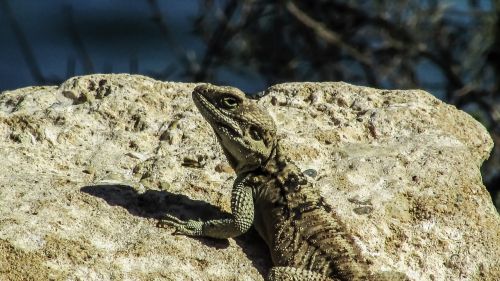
[159,130,169,141]
[182,155,207,168]
[348,196,372,205]
[353,206,373,215]
[88,80,96,91]
[82,169,93,174]
[303,169,318,178]
[140,172,152,180]
[131,114,148,131]
[318,197,332,212]
[336,98,348,107]
[270,96,277,106]
[54,116,66,125]
[129,141,139,149]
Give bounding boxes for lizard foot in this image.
[157,214,203,236]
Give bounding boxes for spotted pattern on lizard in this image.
[158,84,408,281]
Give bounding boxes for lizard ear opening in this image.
[249,126,263,141]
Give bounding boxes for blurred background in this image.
[0,0,498,210]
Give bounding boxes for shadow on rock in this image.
[81,184,232,247]
[80,183,271,275]
[81,184,229,221]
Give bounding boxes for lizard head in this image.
[192,84,277,174]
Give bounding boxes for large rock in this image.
[0,74,498,280]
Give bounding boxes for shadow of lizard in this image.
[80,184,271,276]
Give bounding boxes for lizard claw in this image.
[157,214,203,236]
[158,214,185,225]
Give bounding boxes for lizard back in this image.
[250,144,371,280]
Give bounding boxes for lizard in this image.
[158,84,408,281]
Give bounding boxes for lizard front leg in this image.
[158,174,254,239]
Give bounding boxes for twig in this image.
[64,5,94,73]
[0,0,45,83]
[194,0,239,81]
[285,1,371,66]
[147,0,187,79]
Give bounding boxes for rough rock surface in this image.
[0,74,498,281]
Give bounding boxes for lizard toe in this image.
[157,215,204,236]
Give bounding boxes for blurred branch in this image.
[326,1,414,45]
[285,1,371,66]
[65,5,94,73]
[194,0,239,81]
[146,0,187,79]
[66,56,76,77]
[129,54,139,74]
[419,48,464,100]
[468,0,480,8]
[489,0,500,94]
[454,88,499,131]
[146,63,177,80]
[148,0,170,43]
[0,0,45,83]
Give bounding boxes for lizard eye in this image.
[220,97,239,109]
[249,127,262,141]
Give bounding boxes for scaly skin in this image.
[159,84,408,281]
